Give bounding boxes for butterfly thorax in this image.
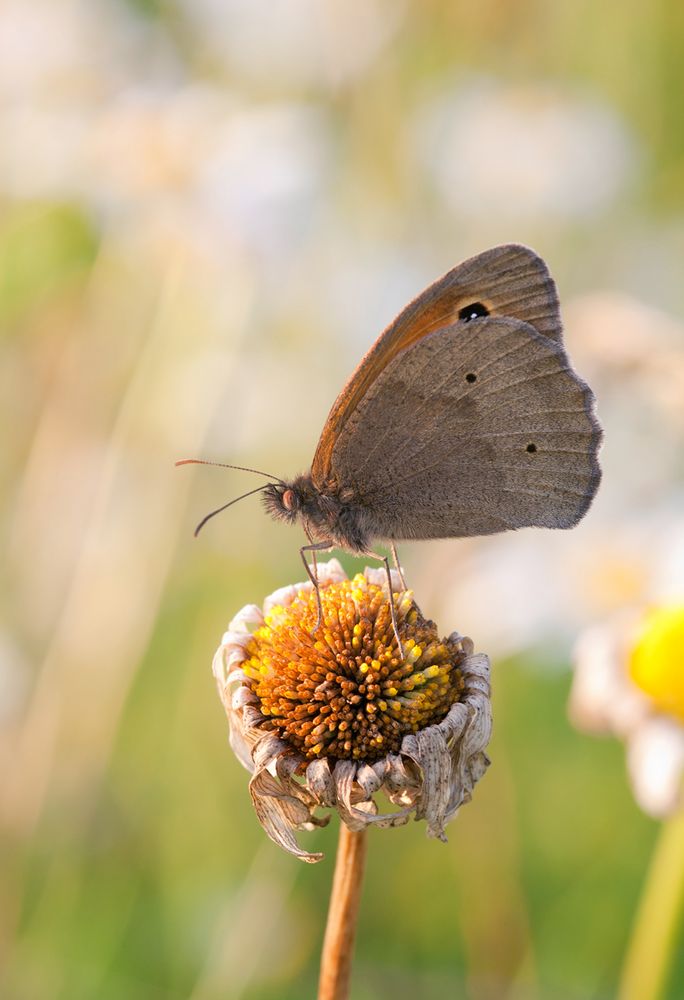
[262,476,371,553]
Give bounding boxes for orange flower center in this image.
[243,575,466,762]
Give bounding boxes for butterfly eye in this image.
[282,489,296,511]
[458,302,489,322]
[465,372,477,384]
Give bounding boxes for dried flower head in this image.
[213,559,492,861]
[570,603,684,818]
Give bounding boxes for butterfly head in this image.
[263,475,371,553]
[262,478,311,526]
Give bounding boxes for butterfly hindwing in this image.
[322,314,601,540]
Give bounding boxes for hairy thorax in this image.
[262,475,372,553]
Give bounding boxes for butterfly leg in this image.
[365,549,404,660]
[300,539,334,633]
[390,541,407,590]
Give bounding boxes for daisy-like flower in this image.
[213,559,492,861]
[570,604,684,817]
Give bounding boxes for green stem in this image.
[619,809,684,1000]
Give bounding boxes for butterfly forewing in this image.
[312,244,562,484]
[323,315,601,540]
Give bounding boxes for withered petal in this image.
[275,752,318,809]
[306,758,337,807]
[383,752,421,798]
[228,717,256,773]
[332,760,372,832]
[401,727,453,841]
[249,769,325,863]
[230,604,265,632]
[355,762,383,798]
[252,733,292,773]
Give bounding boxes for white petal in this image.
[627,717,684,818]
[262,559,349,616]
[570,621,649,737]
[228,604,264,633]
[213,631,253,676]
[212,642,248,688]
[263,582,305,614]
[363,565,403,592]
[316,558,347,585]
[225,666,250,687]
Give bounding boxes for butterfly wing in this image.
[312,244,561,484]
[319,313,601,540]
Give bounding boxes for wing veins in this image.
[349,328,535,476]
[477,368,573,399]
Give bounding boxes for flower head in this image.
[213,559,492,861]
[570,603,684,817]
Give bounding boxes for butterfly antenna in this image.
[175,458,284,484]
[193,485,270,537]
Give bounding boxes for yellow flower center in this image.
[629,605,684,723]
[243,574,466,762]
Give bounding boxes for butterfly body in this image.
[263,477,373,553]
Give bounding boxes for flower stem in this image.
[618,810,684,1000]
[318,825,368,1000]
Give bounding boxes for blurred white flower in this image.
[88,88,329,238]
[414,79,639,221]
[0,0,109,101]
[570,605,684,818]
[192,102,329,255]
[566,292,684,430]
[181,0,408,89]
[0,106,91,199]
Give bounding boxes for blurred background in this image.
[2,1,684,997]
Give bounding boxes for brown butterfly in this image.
[180,244,602,645]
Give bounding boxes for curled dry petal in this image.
[213,561,493,861]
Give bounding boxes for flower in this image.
[213,559,492,862]
[570,604,684,817]
[629,607,684,723]
[413,79,638,222]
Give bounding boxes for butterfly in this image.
[180,244,602,647]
